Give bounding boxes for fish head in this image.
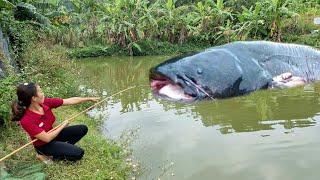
[150,50,244,101]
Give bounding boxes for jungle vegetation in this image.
[1,0,319,58]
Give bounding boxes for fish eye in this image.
[197,68,203,74]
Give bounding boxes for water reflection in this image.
[78,56,164,112]
[189,89,319,134]
[77,56,320,134]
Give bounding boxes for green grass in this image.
[47,107,133,179]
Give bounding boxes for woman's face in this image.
[33,85,45,104]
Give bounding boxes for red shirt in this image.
[20,98,64,146]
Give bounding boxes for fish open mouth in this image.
[150,73,194,101]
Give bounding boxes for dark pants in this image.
[35,125,88,161]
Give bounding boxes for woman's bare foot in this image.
[36,154,53,165]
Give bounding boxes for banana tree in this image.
[236,2,267,39]
[213,0,234,25]
[265,0,297,41]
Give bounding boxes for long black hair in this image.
[11,82,37,121]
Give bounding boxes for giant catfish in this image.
[149,41,320,101]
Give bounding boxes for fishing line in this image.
[181,75,215,100]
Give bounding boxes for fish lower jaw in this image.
[150,79,194,101]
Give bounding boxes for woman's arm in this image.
[62,97,100,106]
[34,121,69,143]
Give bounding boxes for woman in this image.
[11,82,99,162]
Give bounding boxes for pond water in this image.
[76,56,320,180]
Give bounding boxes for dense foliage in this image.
[1,0,319,57]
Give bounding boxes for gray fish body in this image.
[216,41,320,79]
[150,41,320,99]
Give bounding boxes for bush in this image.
[283,32,320,48]
[20,42,79,98]
[0,75,19,126]
[132,39,209,55]
[68,44,126,58]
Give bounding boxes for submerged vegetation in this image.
[0,0,319,179]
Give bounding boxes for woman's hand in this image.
[62,120,69,127]
[87,97,100,102]
[35,120,70,143]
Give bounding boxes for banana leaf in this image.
[13,3,51,26]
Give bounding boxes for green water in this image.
[76,56,320,180]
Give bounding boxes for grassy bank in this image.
[47,108,132,179]
[0,42,134,179]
